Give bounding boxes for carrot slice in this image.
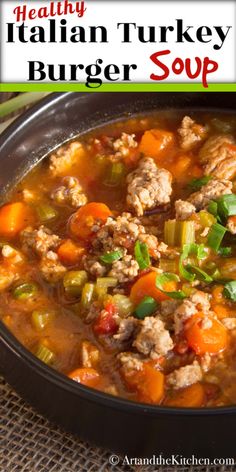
[123,363,164,404]
[69,202,112,240]
[130,271,177,306]
[164,383,205,407]
[139,129,174,159]
[57,239,85,266]
[68,367,100,387]
[185,313,228,355]
[0,202,34,238]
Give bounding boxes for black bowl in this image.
[0,92,236,459]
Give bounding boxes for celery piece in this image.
[13,283,38,300]
[81,283,95,309]
[112,294,134,317]
[63,270,88,296]
[180,221,195,247]
[96,277,118,289]
[32,310,55,331]
[37,203,58,223]
[199,210,216,228]
[164,220,178,246]
[35,344,55,365]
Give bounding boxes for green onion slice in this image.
[208,201,219,218]
[186,265,213,283]
[217,194,236,218]
[100,250,123,264]
[188,176,212,191]
[223,280,236,302]
[13,283,38,300]
[155,273,186,299]
[179,243,208,282]
[135,296,158,319]
[134,241,150,270]
[217,247,232,257]
[207,223,227,252]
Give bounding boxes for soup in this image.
[1,111,236,407]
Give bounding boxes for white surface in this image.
[1,0,235,84]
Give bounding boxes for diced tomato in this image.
[93,303,118,335]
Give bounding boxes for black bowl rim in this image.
[1,91,236,417]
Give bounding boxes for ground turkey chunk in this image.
[178,116,207,151]
[82,254,107,278]
[113,317,139,342]
[227,218,236,235]
[133,316,174,359]
[51,176,87,208]
[113,133,138,158]
[188,178,232,210]
[118,352,144,374]
[174,290,211,334]
[199,135,236,180]
[167,361,203,389]
[126,157,172,216]
[39,251,66,282]
[21,226,60,256]
[49,141,85,177]
[109,254,139,283]
[175,199,196,220]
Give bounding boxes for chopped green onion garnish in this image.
[188,176,212,191]
[135,296,158,319]
[155,273,186,299]
[63,271,88,296]
[207,223,227,252]
[223,281,236,302]
[37,203,58,222]
[100,250,123,264]
[32,310,55,331]
[104,162,125,187]
[217,194,236,218]
[134,241,150,270]
[35,344,55,365]
[208,201,219,218]
[13,283,38,300]
[218,247,232,257]
[186,265,213,283]
[179,243,208,282]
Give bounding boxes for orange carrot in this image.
[212,285,225,304]
[164,383,205,407]
[130,271,177,306]
[57,239,85,266]
[139,129,174,159]
[0,202,34,238]
[169,155,191,180]
[185,313,228,355]
[69,202,112,240]
[213,304,231,320]
[68,367,100,387]
[191,165,203,178]
[123,363,164,404]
